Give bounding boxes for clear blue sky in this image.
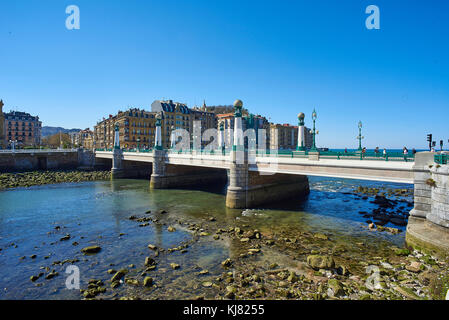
[1,0,448,149]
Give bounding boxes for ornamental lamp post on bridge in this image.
[233,99,244,151]
[357,120,364,151]
[309,108,318,152]
[296,112,305,151]
[154,114,162,150]
[113,124,120,150]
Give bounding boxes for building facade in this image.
[94,108,158,150]
[0,100,4,148]
[75,129,94,150]
[4,110,42,147]
[269,123,313,150]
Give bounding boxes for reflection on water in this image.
[0,176,412,299]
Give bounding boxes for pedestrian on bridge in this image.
[383,148,387,158]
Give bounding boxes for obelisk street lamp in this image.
[233,99,243,151]
[309,109,318,152]
[113,124,120,150]
[357,121,364,151]
[297,112,305,151]
[155,114,162,150]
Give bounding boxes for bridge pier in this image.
[150,149,227,189]
[407,152,449,257]
[226,150,310,209]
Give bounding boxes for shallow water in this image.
[0,176,413,299]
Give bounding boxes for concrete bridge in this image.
[95,100,449,256]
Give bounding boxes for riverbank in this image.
[0,170,111,189]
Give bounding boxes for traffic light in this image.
[427,134,432,150]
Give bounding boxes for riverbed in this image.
[0,177,447,300]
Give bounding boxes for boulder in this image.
[306,255,335,270]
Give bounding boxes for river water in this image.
[0,176,413,300]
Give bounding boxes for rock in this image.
[368,223,375,230]
[147,244,157,250]
[406,261,422,273]
[167,226,176,232]
[327,279,345,297]
[81,246,101,254]
[30,275,39,282]
[287,271,299,283]
[306,255,335,270]
[60,234,71,241]
[111,269,128,282]
[314,233,328,240]
[107,269,116,274]
[125,278,139,286]
[45,271,58,280]
[199,232,210,236]
[395,249,410,256]
[240,238,250,242]
[221,258,233,268]
[145,210,152,214]
[145,257,156,266]
[159,210,167,214]
[202,281,213,287]
[170,263,180,270]
[143,277,153,287]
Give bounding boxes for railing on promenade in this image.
[435,154,448,165]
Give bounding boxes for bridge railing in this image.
[94,148,414,162]
[319,151,414,162]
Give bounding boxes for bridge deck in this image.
[95,151,415,184]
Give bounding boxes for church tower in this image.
[0,100,4,148]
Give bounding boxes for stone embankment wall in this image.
[407,152,449,257]
[0,151,79,172]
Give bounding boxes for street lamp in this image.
[357,120,364,151]
[309,109,318,152]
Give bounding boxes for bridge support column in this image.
[407,152,449,257]
[150,149,167,189]
[111,148,124,179]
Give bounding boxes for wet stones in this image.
[167,226,176,232]
[221,259,233,268]
[327,279,345,297]
[313,233,329,240]
[145,257,156,267]
[81,246,101,254]
[306,255,335,270]
[45,271,59,280]
[170,263,180,270]
[143,277,153,287]
[111,269,128,283]
[147,244,157,251]
[395,249,410,257]
[60,234,71,241]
